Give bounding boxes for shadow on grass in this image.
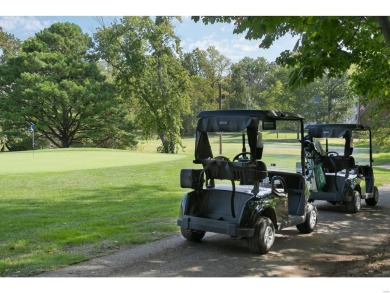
[0,183,184,276]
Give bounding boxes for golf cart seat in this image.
[225,161,268,185]
[321,155,355,174]
[256,160,267,174]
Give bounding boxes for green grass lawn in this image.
[0,148,192,276]
[1,137,389,277]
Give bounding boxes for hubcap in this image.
[310,210,317,227]
[356,192,361,209]
[264,226,274,246]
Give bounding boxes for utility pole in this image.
[356,96,361,124]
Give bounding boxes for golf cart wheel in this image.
[365,186,379,206]
[247,217,275,254]
[296,204,318,233]
[180,227,206,242]
[345,190,361,213]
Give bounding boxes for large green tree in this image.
[257,63,294,111]
[95,16,190,153]
[292,73,355,124]
[181,47,231,134]
[181,75,216,135]
[202,46,231,89]
[226,57,271,109]
[182,48,209,78]
[0,28,21,151]
[0,22,135,149]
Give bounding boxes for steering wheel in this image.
[327,151,339,157]
[214,156,230,161]
[233,152,251,162]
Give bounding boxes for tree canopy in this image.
[95,16,191,153]
[0,22,136,149]
[1,17,387,151]
[0,27,20,63]
[194,16,390,97]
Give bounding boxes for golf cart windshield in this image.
[194,110,305,173]
[305,124,372,167]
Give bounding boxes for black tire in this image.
[296,204,318,233]
[180,227,206,242]
[345,190,361,213]
[365,186,379,206]
[247,217,275,254]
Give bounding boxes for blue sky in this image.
[1,0,385,63]
[0,15,298,63]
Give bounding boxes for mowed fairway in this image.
[0,148,191,276]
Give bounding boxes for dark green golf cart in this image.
[177,110,318,254]
[304,123,379,213]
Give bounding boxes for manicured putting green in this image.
[0,148,186,174]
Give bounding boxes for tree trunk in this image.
[376,16,390,47]
[61,134,70,148]
[158,134,169,153]
[158,133,176,153]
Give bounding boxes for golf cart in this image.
[304,124,379,213]
[177,110,318,254]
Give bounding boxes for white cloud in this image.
[0,16,52,32]
[185,35,265,63]
[220,25,232,33]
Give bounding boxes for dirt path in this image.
[37,184,390,278]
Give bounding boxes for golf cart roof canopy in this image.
[194,110,305,162]
[305,124,371,139]
[196,110,304,133]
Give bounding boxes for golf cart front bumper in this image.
[177,216,255,238]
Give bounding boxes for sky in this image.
[0,15,298,63]
[2,0,385,64]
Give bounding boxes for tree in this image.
[181,75,216,135]
[0,27,20,63]
[181,47,231,133]
[0,28,21,151]
[194,16,390,147]
[182,48,208,77]
[0,22,135,149]
[226,63,248,109]
[293,74,355,124]
[202,46,231,89]
[227,57,271,109]
[257,63,292,110]
[95,16,191,153]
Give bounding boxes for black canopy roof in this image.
[196,110,303,132]
[197,110,304,119]
[305,124,371,139]
[194,110,304,162]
